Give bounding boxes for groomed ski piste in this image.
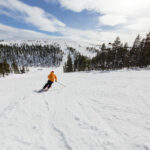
[0,67,150,150]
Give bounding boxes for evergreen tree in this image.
[74,53,91,71]
[0,59,10,77]
[112,37,122,50]
[123,43,130,68]
[12,61,19,74]
[133,34,141,48]
[110,37,122,69]
[142,32,150,66]
[3,59,10,75]
[138,38,146,67]
[20,66,25,73]
[101,43,106,51]
[0,62,5,77]
[64,53,73,72]
[130,34,141,67]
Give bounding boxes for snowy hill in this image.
[0,38,99,58]
[0,67,150,150]
[0,39,99,72]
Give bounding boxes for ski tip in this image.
[34,89,48,93]
[34,89,43,93]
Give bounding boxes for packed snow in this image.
[0,67,150,150]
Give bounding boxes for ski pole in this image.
[56,81,66,87]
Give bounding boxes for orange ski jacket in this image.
[48,71,57,82]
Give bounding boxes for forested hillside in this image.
[64,32,150,72]
[0,43,64,76]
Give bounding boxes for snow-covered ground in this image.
[0,67,150,150]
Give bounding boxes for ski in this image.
[34,89,48,93]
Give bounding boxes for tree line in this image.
[64,32,150,72]
[0,59,29,77]
[0,43,64,77]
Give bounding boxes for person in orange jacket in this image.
[42,71,57,91]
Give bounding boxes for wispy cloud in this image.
[0,0,150,44]
[0,22,142,45]
[0,0,65,32]
[44,0,150,43]
[0,23,54,39]
[51,0,150,19]
[44,0,58,3]
[0,23,101,43]
[54,0,150,27]
[59,27,102,43]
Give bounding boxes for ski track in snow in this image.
[0,67,150,150]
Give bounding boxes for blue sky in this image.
[0,0,100,31]
[0,0,150,44]
[21,0,100,30]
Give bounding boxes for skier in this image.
[42,71,57,92]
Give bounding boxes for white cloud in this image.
[0,22,142,46]
[44,0,150,44]
[0,0,150,45]
[0,24,54,40]
[53,0,150,25]
[59,27,101,43]
[0,23,101,43]
[52,0,150,17]
[58,27,136,45]
[0,0,65,32]
[99,14,127,26]
[0,23,103,44]
[125,17,150,32]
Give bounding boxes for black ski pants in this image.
[43,80,53,89]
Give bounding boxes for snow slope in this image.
[0,68,150,150]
